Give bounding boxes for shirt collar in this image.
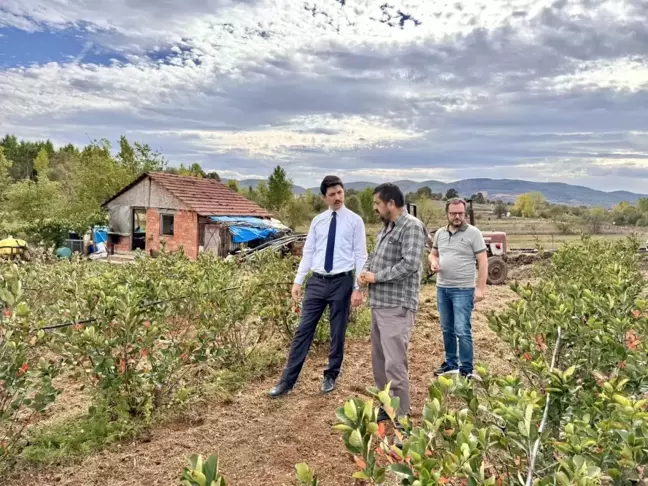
[327,205,347,215]
[446,222,468,232]
[384,209,408,230]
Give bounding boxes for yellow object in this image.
[0,237,28,257]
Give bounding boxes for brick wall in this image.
[112,236,131,253]
[146,208,199,259]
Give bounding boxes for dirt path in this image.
[11,282,520,486]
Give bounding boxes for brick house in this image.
[102,172,272,259]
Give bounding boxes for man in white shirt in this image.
[268,175,367,397]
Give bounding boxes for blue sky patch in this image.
[0,26,128,67]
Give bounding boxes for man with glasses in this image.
[428,197,488,379]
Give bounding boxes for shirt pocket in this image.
[385,236,402,260]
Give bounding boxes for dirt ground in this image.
[10,277,524,486]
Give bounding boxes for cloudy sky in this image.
[1,0,647,191]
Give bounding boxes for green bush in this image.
[329,236,648,484]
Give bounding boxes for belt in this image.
[312,270,354,280]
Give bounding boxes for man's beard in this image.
[449,218,463,228]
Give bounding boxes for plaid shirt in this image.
[364,211,428,312]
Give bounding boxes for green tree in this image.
[1,135,54,181]
[514,191,545,218]
[267,165,293,211]
[584,207,608,234]
[206,171,221,181]
[494,201,508,219]
[66,140,132,228]
[359,187,377,224]
[0,147,11,202]
[304,189,326,213]
[5,179,64,231]
[227,179,239,192]
[280,197,313,229]
[415,186,433,199]
[637,197,648,213]
[254,181,269,209]
[345,194,363,217]
[49,145,79,182]
[177,163,206,178]
[33,148,50,181]
[471,192,486,204]
[445,188,459,199]
[611,201,642,226]
[116,135,167,177]
[415,197,441,228]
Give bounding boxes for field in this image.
[2,236,648,485]
[350,209,648,251]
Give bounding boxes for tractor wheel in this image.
[487,256,508,285]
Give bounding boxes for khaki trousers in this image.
[371,306,415,416]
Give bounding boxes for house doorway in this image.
[132,208,147,251]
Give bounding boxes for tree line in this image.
[510,191,648,234]
[2,134,647,247]
[0,135,174,245]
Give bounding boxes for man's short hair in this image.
[445,197,467,213]
[320,175,344,195]
[373,183,404,208]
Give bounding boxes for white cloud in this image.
[171,115,424,158]
[548,58,648,93]
[1,0,648,192]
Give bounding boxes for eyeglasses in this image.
[448,212,465,217]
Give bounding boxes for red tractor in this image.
[466,198,508,285]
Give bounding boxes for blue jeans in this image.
[437,287,475,374]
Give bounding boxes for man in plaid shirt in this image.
[359,183,427,423]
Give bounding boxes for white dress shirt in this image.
[294,205,368,290]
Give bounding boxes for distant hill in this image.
[224,177,647,207]
[310,178,647,207]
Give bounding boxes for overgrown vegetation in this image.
[0,249,370,473]
[330,236,648,484]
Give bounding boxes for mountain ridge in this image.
[223,177,647,207]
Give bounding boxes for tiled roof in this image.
[104,172,272,217]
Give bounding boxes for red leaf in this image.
[625,330,641,349]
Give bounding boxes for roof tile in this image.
[147,172,272,217]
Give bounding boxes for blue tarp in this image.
[209,216,279,244]
[93,226,109,245]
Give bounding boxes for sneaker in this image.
[434,362,458,376]
[460,371,481,382]
[377,407,389,423]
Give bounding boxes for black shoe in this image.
[434,362,458,376]
[268,382,292,398]
[321,376,336,393]
[377,407,389,423]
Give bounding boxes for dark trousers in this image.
[280,272,354,387]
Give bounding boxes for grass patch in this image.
[19,407,145,467]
